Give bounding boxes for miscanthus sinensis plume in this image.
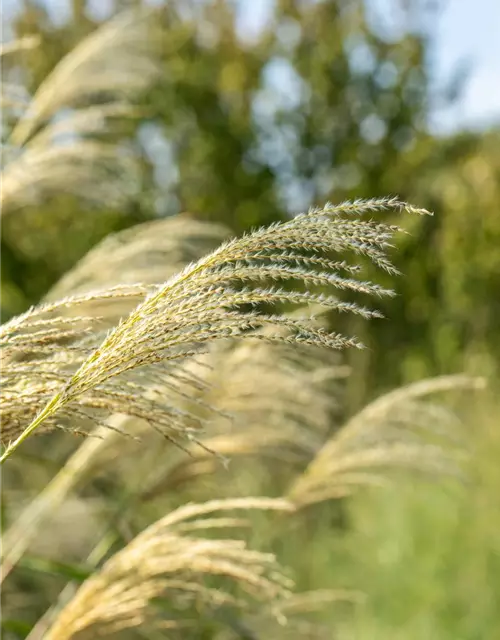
[0,197,431,461]
[288,374,486,507]
[44,497,294,639]
[1,9,160,215]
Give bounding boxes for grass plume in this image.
[288,375,486,507]
[1,198,430,461]
[44,497,294,639]
[1,9,160,214]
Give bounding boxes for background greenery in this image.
[2,1,499,638]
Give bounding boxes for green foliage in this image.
[331,398,500,640]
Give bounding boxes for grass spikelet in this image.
[288,375,486,507]
[1,198,429,461]
[44,497,294,639]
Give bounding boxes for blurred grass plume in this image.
[44,497,294,639]
[1,9,160,215]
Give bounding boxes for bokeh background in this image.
[2,1,500,638]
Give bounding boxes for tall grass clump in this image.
[3,197,495,639]
[0,197,431,461]
[2,4,498,636]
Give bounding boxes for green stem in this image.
[1,394,62,463]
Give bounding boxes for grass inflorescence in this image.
[1,197,430,461]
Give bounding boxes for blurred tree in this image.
[2,0,499,397]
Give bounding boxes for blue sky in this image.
[3,0,500,132]
[429,0,500,132]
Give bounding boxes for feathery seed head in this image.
[45,497,294,639]
[1,198,430,460]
